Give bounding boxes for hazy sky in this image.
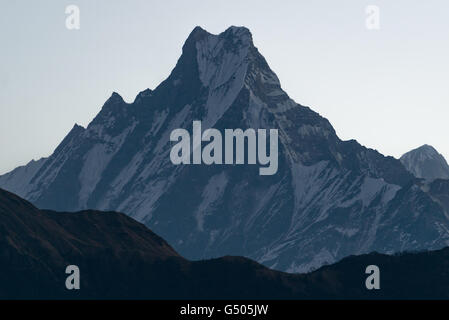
[1,0,449,174]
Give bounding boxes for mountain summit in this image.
[400,144,449,180]
[1,26,449,272]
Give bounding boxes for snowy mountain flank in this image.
[400,144,449,181]
[2,26,449,272]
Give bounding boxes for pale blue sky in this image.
[1,0,449,174]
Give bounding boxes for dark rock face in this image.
[400,144,449,180]
[1,26,449,272]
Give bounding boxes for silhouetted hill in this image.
[2,188,449,299]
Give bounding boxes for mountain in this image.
[400,144,449,180]
[2,26,449,273]
[3,187,449,299]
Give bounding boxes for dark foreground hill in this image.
[1,187,449,300]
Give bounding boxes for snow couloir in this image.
[170,121,278,175]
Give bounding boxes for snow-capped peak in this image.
[400,144,449,180]
[194,26,252,88]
